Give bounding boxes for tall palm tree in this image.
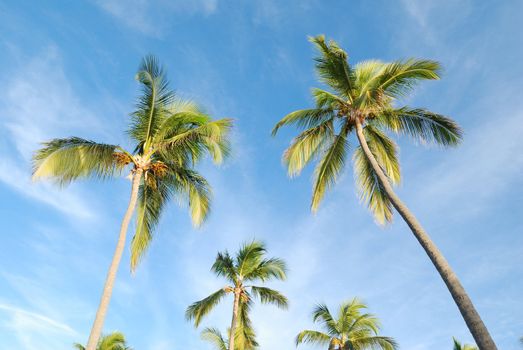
[33,56,232,350]
[453,337,479,350]
[296,298,397,350]
[186,240,288,350]
[74,331,131,350]
[201,326,259,350]
[272,35,496,350]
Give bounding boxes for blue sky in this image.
[0,0,522,349]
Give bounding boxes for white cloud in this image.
[94,0,218,36]
[0,302,77,350]
[0,46,103,219]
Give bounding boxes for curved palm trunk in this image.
[355,122,496,350]
[85,168,143,350]
[229,290,240,350]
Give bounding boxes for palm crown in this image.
[74,332,131,350]
[33,55,232,270]
[453,338,478,350]
[296,298,397,350]
[272,35,462,224]
[186,240,288,350]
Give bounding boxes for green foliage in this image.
[33,55,233,271]
[33,138,121,186]
[74,332,131,350]
[186,241,288,350]
[296,299,397,350]
[273,35,462,223]
[452,337,478,350]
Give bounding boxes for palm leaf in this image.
[312,304,339,336]
[296,330,332,347]
[373,107,462,147]
[129,55,174,147]
[244,257,287,282]
[353,145,393,225]
[272,108,334,135]
[236,241,266,278]
[32,137,120,186]
[129,174,169,271]
[309,35,355,99]
[311,124,349,212]
[186,288,228,327]
[347,335,398,350]
[283,119,334,177]
[250,286,288,309]
[211,251,237,284]
[201,327,228,350]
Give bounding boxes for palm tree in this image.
[33,56,232,350]
[453,337,479,350]
[201,326,259,350]
[74,331,131,350]
[186,240,288,350]
[272,35,496,349]
[296,298,397,350]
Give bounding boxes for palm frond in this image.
[201,327,228,350]
[373,107,462,147]
[296,330,332,347]
[212,251,238,284]
[73,344,85,350]
[168,167,212,227]
[244,257,287,282]
[312,304,339,336]
[348,335,398,350]
[250,286,288,309]
[32,137,120,185]
[283,119,334,177]
[130,173,169,271]
[236,240,266,278]
[378,59,441,99]
[311,124,349,212]
[362,125,400,184]
[353,145,394,225]
[186,288,228,327]
[308,35,355,99]
[311,88,347,108]
[272,108,334,136]
[236,296,259,350]
[129,55,175,147]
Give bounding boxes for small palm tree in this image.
[272,35,496,349]
[33,56,232,350]
[296,298,397,350]
[453,337,479,350]
[74,331,131,350]
[201,326,258,350]
[186,240,288,350]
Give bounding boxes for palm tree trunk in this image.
[354,121,496,350]
[229,290,240,350]
[85,168,143,350]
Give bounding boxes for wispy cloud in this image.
[93,0,218,36]
[0,302,77,350]
[0,46,103,219]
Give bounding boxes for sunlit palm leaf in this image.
[32,137,120,186]
[353,146,393,225]
[201,328,228,350]
[373,107,462,147]
[296,330,332,347]
[309,35,355,99]
[272,108,334,135]
[283,119,334,177]
[186,288,228,327]
[129,55,174,146]
[311,125,349,212]
[250,286,288,309]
